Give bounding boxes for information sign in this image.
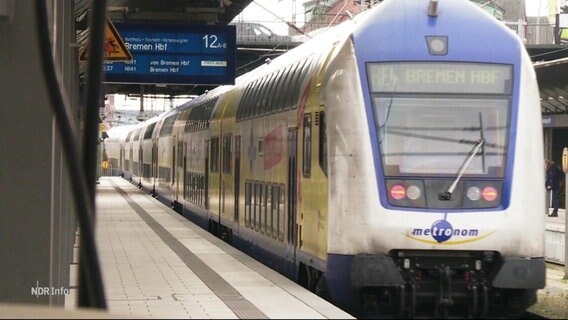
[103,23,236,85]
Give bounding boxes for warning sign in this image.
[80,18,132,61]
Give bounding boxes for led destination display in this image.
[367,62,513,94]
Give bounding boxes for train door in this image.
[183,142,187,201]
[287,128,298,262]
[151,143,156,184]
[172,138,176,194]
[138,145,143,181]
[234,136,241,223]
[176,140,184,203]
[129,147,133,174]
[153,143,158,180]
[205,140,210,210]
[119,146,124,174]
[152,142,159,195]
[219,134,232,226]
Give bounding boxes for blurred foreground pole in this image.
[562,147,568,280]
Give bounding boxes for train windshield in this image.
[367,62,512,177]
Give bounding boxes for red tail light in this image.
[482,186,498,201]
[390,184,406,200]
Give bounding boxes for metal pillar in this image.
[562,147,568,279]
[0,0,76,305]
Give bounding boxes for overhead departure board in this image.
[103,23,236,85]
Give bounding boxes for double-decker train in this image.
[104,0,546,317]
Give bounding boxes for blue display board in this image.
[103,23,236,85]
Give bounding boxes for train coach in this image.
[105,0,546,317]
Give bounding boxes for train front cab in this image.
[319,12,546,319]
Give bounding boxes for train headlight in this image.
[466,186,481,201]
[406,185,421,200]
[426,36,448,55]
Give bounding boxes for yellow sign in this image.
[562,147,568,172]
[101,160,109,170]
[80,18,132,61]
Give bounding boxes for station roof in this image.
[75,0,252,26]
[75,0,253,97]
[534,56,568,115]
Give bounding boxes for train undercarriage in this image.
[351,251,545,319]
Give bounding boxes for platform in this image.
[545,208,566,265]
[74,177,353,319]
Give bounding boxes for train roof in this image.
[106,124,137,141]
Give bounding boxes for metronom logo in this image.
[31,281,70,298]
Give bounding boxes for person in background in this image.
[545,159,562,217]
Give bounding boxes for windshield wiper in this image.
[439,138,485,201]
[378,93,394,145]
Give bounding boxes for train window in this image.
[198,174,203,206]
[262,73,274,115]
[266,185,273,236]
[178,142,184,168]
[257,140,264,156]
[222,134,232,174]
[285,62,302,108]
[290,58,311,109]
[318,111,327,176]
[129,149,133,172]
[142,122,155,139]
[205,99,216,129]
[255,77,266,118]
[271,186,278,239]
[245,181,251,227]
[184,171,188,200]
[268,69,283,112]
[179,109,190,132]
[277,65,293,110]
[265,72,279,113]
[245,80,260,119]
[303,113,312,178]
[264,184,270,234]
[278,185,285,241]
[247,81,260,119]
[133,128,142,141]
[257,76,270,117]
[126,131,133,142]
[194,173,199,204]
[250,79,262,119]
[197,174,202,205]
[237,84,252,121]
[186,172,190,201]
[193,174,197,205]
[236,89,244,121]
[259,183,265,233]
[159,115,177,137]
[254,183,260,230]
[210,137,220,172]
[250,182,255,229]
[186,99,216,132]
[374,96,510,177]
